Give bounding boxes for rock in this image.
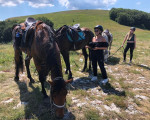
[133,88,144,91]
[135,95,148,100]
[79,58,83,62]
[77,102,86,107]
[1,98,13,104]
[13,101,28,109]
[103,103,120,113]
[125,104,139,115]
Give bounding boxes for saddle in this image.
[15,17,43,49]
[65,24,85,42]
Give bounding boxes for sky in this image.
[0,0,149,21]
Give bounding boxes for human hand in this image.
[93,47,98,50]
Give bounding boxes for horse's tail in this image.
[19,52,24,73]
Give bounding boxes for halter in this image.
[52,101,66,108]
[50,79,67,109]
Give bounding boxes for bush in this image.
[109,8,150,30]
[36,17,54,28]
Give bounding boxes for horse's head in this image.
[48,77,73,118]
[55,25,68,38]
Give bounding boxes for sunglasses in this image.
[94,30,99,32]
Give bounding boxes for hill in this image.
[0,10,150,119]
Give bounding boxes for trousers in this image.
[91,50,107,79]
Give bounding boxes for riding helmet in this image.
[130,27,136,31]
[94,25,103,32]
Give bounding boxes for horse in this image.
[55,25,94,79]
[102,30,113,62]
[12,18,73,118]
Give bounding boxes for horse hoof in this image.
[65,70,68,74]
[30,78,35,83]
[14,77,19,81]
[44,95,49,99]
[68,76,72,80]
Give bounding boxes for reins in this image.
[108,46,124,58]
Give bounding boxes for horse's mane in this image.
[35,23,63,77]
[81,27,94,39]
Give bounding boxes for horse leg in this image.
[61,51,72,79]
[82,47,88,72]
[88,48,92,72]
[25,55,35,83]
[14,49,24,81]
[39,72,48,98]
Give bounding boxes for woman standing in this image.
[122,27,136,63]
[87,25,108,84]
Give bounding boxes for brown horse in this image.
[12,20,72,118]
[55,25,94,79]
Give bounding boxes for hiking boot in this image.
[101,78,108,85]
[91,76,97,81]
[129,61,132,64]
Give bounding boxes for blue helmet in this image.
[94,25,103,32]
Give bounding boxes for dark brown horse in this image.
[55,25,94,79]
[12,20,72,118]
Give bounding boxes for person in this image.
[87,25,108,84]
[121,27,136,63]
[102,29,113,62]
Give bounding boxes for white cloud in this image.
[0,0,117,9]
[0,0,54,8]
[1,1,17,7]
[28,2,54,8]
[136,2,141,5]
[58,0,117,9]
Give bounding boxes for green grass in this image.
[84,108,101,120]
[105,95,127,109]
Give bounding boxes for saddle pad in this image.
[67,31,85,42]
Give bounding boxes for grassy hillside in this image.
[0,10,150,119]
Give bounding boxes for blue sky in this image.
[0,0,149,21]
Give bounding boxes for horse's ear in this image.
[48,80,54,86]
[65,78,73,84]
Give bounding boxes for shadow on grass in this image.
[105,56,120,65]
[15,81,75,120]
[69,74,126,97]
[133,63,150,71]
[99,82,126,96]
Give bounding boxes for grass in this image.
[105,95,128,109]
[84,108,101,120]
[0,9,150,119]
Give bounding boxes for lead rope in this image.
[107,46,124,58]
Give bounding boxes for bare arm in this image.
[134,35,136,49]
[121,34,128,47]
[94,47,107,50]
